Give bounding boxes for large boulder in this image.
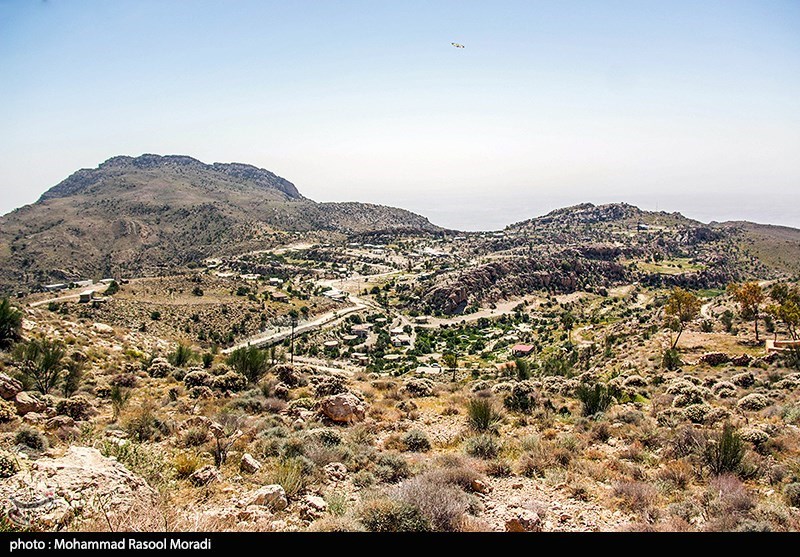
[0,373,22,400]
[240,453,262,474]
[189,465,220,487]
[319,393,366,423]
[245,485,288,511]
[698,352,730,366]
[0,446,155,530]
[14,392,46,415]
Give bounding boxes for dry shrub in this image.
[173,451,204,479]
[657,459,693,490]
[357,498,431,532]
[394,474,469,531]
[612,480,658,513]
[485,459,512,477]
[705,474,754,516]
[308,516,366,532]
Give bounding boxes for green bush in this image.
[61,360,84,398]
[704,423,745,476]
[14,426,47,451]
[374,453,410,482]
[662,348,682,371]
[227,346,270,384]
[467,398,502,432]
[358,498,431,532]
[0,450,19,478]
[269,458,308,498]
[0,399,16,423]
[0,298,22,349]
[168,344,194,367]
[55,396,91,420]
[465,434,500,459]
[784,482,800,507]
[402,430,431,452]
[503,382,537,413]
[575,382,618,417]
[14,338,66,394]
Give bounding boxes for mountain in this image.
[0,154,441,290]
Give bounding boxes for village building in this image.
[269,277,284,286]
[42,283,68,292]
[351,324,372,337]
[270,291,289,302]
[79,289,96,303]
[392,334,412,347]
[511,344,535,357]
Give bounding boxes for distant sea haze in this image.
[371,192,800,232]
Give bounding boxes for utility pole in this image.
[289,309,299,367]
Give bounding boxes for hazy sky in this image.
[1,0,799,230]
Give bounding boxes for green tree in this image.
[664,287,701,349]
[227,345,269,383]
[728,282,765,342]
[766,283,800,340]
[442,352,458,382]
[0,298,23,349]
[14,338,66,394]
[561,311,576,343]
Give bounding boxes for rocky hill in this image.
[0,155,441,291]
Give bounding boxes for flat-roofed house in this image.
[511,344,535,357]
[79,290,96,303]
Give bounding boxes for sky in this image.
[1,0,799,231]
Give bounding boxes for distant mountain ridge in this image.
[39,154,304,202]
[0,154,441,290]
[0,155,798,294]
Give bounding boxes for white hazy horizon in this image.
[2,2,798,232]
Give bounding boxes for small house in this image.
[351,324,372,337]
[269,278,284,286]
[270,291,289,302]
[413,316,429,324]
[392,334,412,347]
[79,289,96,303]
[511,344,535,357]
[43,283,68,292]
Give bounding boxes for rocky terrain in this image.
[1,157,799,533]
[0,155,441,292]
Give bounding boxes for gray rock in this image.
[0,373,23,400]
[240,453,262,474]
[246,485,288,511]
[189,465,220,487]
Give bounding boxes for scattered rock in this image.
[240,453,262,474]
[14,392,46,415]
[299,495,328,521]
[45,415,75,430]
[471,479,491,494]
[189,465,220,487]
[323,462,348,482]
[0,373,22,400]
[92,322,114,335]
[246,485,288,511]
[319,393,366,423]
[505,509,542,532]
[0,446,155,530]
